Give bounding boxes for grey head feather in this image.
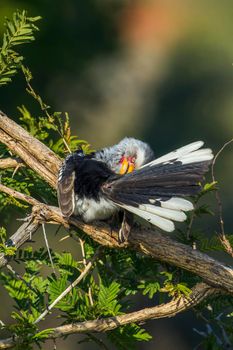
[95,137,154,173]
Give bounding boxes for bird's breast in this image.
[74,195,118,222]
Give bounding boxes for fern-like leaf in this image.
[0,10,41,86]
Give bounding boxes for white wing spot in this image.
[149,199,156,204]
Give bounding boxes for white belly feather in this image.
[74,196,118,222]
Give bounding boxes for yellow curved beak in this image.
[119,158,129,174]
[119,158,135,174]
[127,163,135,173]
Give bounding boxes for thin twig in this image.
[22,71,72,154]
[186,207,195,241]
[79,238,87,266]
[88,286,94,306]
[0,158,24,170]
[0,183,40,206]
[211,138,233,257]
[79,237,94,306]
[42,223,56,274]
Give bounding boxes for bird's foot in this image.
[118,211,134,243]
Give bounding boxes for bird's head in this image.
[103,137,154,175]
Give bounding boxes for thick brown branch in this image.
[0,282,219,349]
[52,283,218,332]
[0,111,61,188]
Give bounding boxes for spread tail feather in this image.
[103,141,213,232]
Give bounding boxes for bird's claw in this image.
[118,211,134,243]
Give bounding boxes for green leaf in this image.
[0,10,41,86]
[32,328,53,341]
[0,243,16,256]
[98,280,121,316]
[138,280,160,299]
[203,181,217,193]
[0,227,7,243]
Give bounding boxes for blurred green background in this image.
[0,0,233,349]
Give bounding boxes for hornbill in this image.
[57,138,213,242]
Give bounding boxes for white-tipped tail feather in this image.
[120,204,176,232]
[159,197,194,211]
[141,141,213,168]
[102,140,213,233]
[119,201,189,232]
[138,204,187,222]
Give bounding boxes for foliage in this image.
[20,65,91,156]
[0,9,232,350]
[0,10,41,86]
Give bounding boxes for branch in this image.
[0,184,233,295]
[0,183,40,206]
[0,111,60,188]
[0,110,233,295]
[0,282,220,349]
[211,138,233,257]
[0,157,24,169]
[79,237,94,306]
[0,217,40,268]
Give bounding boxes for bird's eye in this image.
[128,156,136,164]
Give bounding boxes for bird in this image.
[57,138,213,242]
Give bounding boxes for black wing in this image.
[102,141,213,232]
[57,155,76,217]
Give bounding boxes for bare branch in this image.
[0,217,40,268]
[79,237,94,306]
[42,223,56,274]
[0,157,24,169]
[211,138,233,257]
[0,282,220,349]
[52,283,218,333]
[0,183,40,206]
